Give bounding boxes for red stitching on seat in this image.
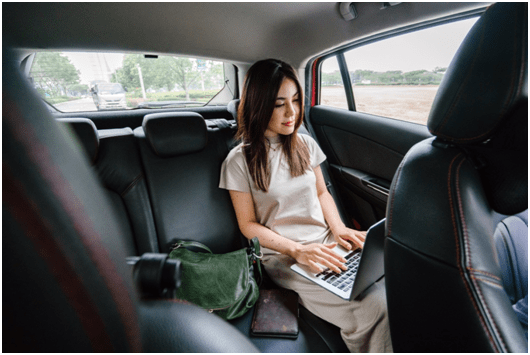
[3,166,114,352]
[470,275,503,289]
[4,100,142,352]
[455,158,505,352]
[447,154,500,352]
[468,268,501,281]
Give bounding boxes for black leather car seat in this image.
[58,118,160,255]
[384,2,527,352]
[3,46,259,352]
[134,112,244,253]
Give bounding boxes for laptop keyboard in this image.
[316,249,362,292]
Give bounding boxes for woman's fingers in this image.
[314,255,345,273]
[336,236,353,250]
[308,259,324,274]
[299,243,348,274]
[321,243,347,263]
[356,230,367,242]
[314,245,347,273]
[338,229,366,249]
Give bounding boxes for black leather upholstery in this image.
[143,112,208,157]
[385,3,528,352]
[139,300,258,352]
[3,46,260,352]
[429,2,527,215]
[428,3,527,145]
[57,120,160,255]
[135,114,244,253]
[227,98,240,120]
[57,117,100,164]
[97,128,160,255]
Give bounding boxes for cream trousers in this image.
[262,253,393,353]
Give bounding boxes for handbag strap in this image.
[250,237,263,284]
[172,240,213,254]
[250,237,261,258]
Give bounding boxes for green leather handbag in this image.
[168,237,262,320]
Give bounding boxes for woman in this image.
[219,59,391,352]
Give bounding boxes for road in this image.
[54,97,98,112]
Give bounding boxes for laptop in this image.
[290,219,385,300]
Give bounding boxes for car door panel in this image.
[310,105,431,229]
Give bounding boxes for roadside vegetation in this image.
[125,90,220,108]
[322,67,447,86]
[112,54,224,103]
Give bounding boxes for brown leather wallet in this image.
[250,288,299,339]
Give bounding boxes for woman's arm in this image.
[314,165,366,250]
[229,190,347,274]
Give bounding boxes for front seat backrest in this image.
[384,3,527,352]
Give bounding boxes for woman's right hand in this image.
[292,242,348,274]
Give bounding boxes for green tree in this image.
[111,54,158,91]
[321,71,342,86]
[201,61,224,90]
[351,69,375,83]
[381,70,403,83]
[30,52,80,96]
[403,70,427,83]
[165,57,201,100]
[112,55,212,101]
[69,83,89,96]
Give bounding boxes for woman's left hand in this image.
[332,226,366,250]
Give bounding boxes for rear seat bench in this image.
[59,113,348,353]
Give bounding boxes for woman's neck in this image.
[265,135,281,144]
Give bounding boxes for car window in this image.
[320,55,348,110]
[28,51,228,112]
[320,17,478,124]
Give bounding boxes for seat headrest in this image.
[142,112,208,157]
[428,2,527,145]
[57,118,99,164]
[227,99,240,120]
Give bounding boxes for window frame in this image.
[307,7,486,119]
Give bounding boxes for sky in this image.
[64,52,124,85]
[323,17,478,73]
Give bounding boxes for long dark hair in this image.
[236,59,310,192]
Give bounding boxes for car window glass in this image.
[28,52,227,112]
[320,17,478,124]
[320,56,348,110]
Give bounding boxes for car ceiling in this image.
[4,2,490,69]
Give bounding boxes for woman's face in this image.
[264,78,300,138]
